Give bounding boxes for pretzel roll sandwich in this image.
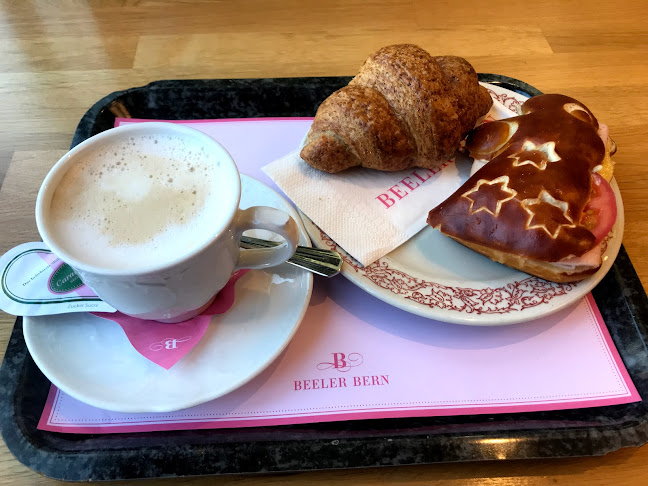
[427,94,617,283]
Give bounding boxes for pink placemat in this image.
[38,118,640,434]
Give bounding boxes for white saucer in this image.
[300,84,625,326]
[23,175,313,413]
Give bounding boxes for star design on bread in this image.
[461,176,517,217]
[508,140,561,170]
[521,190,575,238]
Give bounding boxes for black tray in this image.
[2,75,648,482]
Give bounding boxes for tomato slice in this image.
[581,173,617,244]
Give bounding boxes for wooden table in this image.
[1,0,647,484]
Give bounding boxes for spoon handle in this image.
[240,236,343,277]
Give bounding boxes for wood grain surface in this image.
[1,0,647,484]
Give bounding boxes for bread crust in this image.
[442,234,598,283]
[300,45,492,173]
[301,85,415,171]
[435,55,493,136]
[427,93,612,282]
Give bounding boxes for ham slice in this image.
[557,241,603,270]
[598,123,609,146]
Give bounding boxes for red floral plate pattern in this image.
[299,84,624,326]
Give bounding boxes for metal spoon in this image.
[240,236,342,277]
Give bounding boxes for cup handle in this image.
[234,206,300,269]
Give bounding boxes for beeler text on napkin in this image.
[375,162,452,209]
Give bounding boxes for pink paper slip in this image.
[91,270,248,370]
[37,118,640,434]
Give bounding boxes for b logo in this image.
[333,353,347,369]
[165,339,180,349]
[317,352,363,372]
[149,336,192,351]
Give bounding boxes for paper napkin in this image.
[263,89,516,266]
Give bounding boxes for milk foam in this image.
[48,133,232,270]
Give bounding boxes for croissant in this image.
[300,44,492,173]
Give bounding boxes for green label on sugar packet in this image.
[48,263,84,294]
[0,242,116,316]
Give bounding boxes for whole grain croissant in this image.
[300,44,493,173]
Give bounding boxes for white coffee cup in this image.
[35,122,300,322]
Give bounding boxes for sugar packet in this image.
[0,242,116,316]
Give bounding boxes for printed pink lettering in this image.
[376,193,395,209]
[375,163,458,210]
[293,377,349,390]
[333,353,347,370]
[412,169,433,183]
[400,176,419,191]
[388,184,408,200]
[352,375,390,387]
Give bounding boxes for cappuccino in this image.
[46,132,233,270]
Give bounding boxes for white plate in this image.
[300,85,624,326]
[23,175,313,413]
